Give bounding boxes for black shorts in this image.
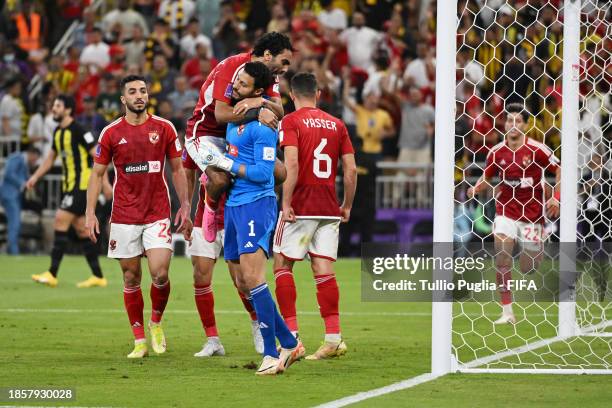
[59,189,87,215]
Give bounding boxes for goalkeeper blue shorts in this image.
[224,196,277,261]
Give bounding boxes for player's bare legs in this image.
[119,257,147,357]
[273,254,299,336]
[494,234,516,324]
[226,260,263,354]
[305,256,346,360]
[145,248,172,354]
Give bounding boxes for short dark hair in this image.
[252,32,293,57]
[506,102,529,122]
[55,94,76,115]
[290,72,318,98]
[27,145,41,156]
[243,62,273,92]
[120,75,147,93]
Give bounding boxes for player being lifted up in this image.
[272,72,357,359]
[196,62,304,376]
[86,75,192,358]
[468,103,560,324]
[184,32,292,243]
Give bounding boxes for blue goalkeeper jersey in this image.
[225,120,277,207]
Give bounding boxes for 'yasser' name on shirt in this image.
[302,118,337,130]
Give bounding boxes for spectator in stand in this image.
[339,11,382,71]
[0,146,41,254]
[158,0,196,35]
[167,75,198,120]
[77,95,106,138]
[105,44,127,78]
[71,7,97,52]
[342,67,395,160]
[403,43,435,97]
[0,77,25,140]
[213,1,246,59]
[144,18,177,71]
[79,27,110,74]
[45,54,76,93]
[101,0,149,41]
[26,97,51,154]
[134,0,158,27]
[146,53,177,113]
[96,74,121,122]
[123,24,146,66]
[196,0,221,38]
[245,0,271,37]
[318,0,348,31]
[356,0,397,31]
[180,17,213,59]
[397,87,435,171]
[181,42,215,78]
[267,2,290,34]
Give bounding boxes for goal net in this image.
[435,0,611,374]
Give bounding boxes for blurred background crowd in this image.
[0,0,610,254]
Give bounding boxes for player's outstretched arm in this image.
[340,153,357,223]
[281,146,299,222]
[169,157,193,241]
[85,162,107,243]
[25,149,57,189]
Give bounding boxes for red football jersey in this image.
[484,138,560,223]
[96,115,182,224]
[181,148,225,229]
[279,107,354,217]
[185,52,280,140]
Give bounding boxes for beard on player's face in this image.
[125,99,147,114]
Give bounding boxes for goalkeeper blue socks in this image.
[250,283,279,358]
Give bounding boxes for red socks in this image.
[274,267,298,332]
[496,266,513,305]
[238,290,258,321]
[150,280,170,324]
[123,285,145,341]
[315,274,340,334]
[194,284,218,337]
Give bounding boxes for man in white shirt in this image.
[0,77,24,139]
[339,11,382,71]
[180,17,213,59]
[403,43,435,90]
[101,0,149,40]
[79,28,110,74]
[318,0,347,31]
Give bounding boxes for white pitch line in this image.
[0,308,550,318]
[0,308,431,317]
[313,373,440,408]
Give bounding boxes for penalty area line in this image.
[313,372,441,408]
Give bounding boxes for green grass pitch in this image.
[0,255,610,407]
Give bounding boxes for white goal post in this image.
[432,0,611,375]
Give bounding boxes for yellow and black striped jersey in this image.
[52,120,96,192]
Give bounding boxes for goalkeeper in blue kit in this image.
[196,62,304,375]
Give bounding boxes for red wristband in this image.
[554,191,561,201]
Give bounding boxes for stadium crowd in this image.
[0,0,610,252]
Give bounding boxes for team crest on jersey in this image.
[110,240,117,251]
[237,124,245,135]
[149,131,160,144]
[228,143,238,157]
[522,155,532,167]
